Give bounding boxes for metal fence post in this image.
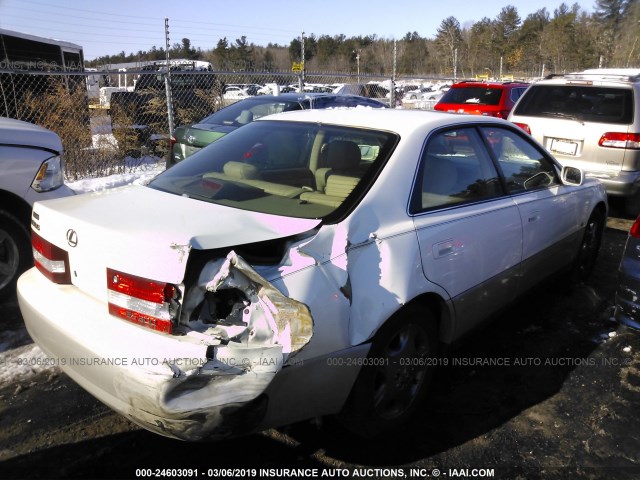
[164,17,175,136]
[164,72,174,135]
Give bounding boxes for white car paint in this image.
[18,108,608,440]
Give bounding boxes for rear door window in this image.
[411,127,503,212]
[480,126,560,193]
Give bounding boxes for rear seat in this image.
[204,161,305,198]
[300,140,362,207]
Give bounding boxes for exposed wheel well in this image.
[0,190,32,232]
[371,293,451,348]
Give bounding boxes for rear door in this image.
[411,126,522,338]
[479,125,581,293]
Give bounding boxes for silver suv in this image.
[508,69,640,214]
[0,117,75,299]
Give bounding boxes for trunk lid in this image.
[531,118,628,173]
[175,123,236,149]
[31,185,321,303]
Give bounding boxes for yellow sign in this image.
[292,62,304,73]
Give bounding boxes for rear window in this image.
[149,120,398,219]
[311,96,386,109]
[439,87,504,106]
[512,85,634,124]
[201,99,303,126]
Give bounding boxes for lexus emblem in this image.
[187,135,196,144]
[66,229,78,247]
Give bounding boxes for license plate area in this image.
[550,138,578,156]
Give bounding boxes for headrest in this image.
[223,161,259,179]
[324,140,361,170]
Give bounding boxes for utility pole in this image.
[164,17,174,135]
[453,48,458,82]
[299,31,305,93]
[392,40,397,107]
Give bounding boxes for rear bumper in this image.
[17,267,278,440]
[17,267,368,439]
[584,170,640,197]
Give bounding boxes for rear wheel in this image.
[341,305,438,438]
[0,211,31,300]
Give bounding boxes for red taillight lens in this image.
[513,122,531,135]
[169,135,177,150]
[630,216,640,238]
[32,231,71,284]
[598,132,640,149]
[107,268,177,333]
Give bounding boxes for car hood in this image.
[0,117,62,152]
[32,185,321,300]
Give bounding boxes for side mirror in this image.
[561,166,583,186]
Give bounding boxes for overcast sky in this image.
[0,0,596,60]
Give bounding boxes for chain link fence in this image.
[1,68,451,179]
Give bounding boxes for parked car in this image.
[403,86,435,101]
[614,215,640,329]
[508,69,640,215]
[109,63,223,157]
[18,109,607,441]
[0,117,74,299]
[168,93,388,166]
[332,83,390,100]
[222,85,252,101]
[434,80,528,118]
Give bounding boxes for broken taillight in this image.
[107,268,177,333]
[32,231,71,284]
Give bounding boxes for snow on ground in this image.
[0,344,58,387]
[66,156,166,194]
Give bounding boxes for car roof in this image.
[0,117,62,152]
[538,69,640,86]
[450,81,529,88]
[258,108,509,136]
[241,92,376,102]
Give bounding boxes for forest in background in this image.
[86,0,640,78]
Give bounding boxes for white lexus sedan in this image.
[18,108,607,441]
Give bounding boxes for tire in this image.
[572,208,605,282]
[0,210,32,301]
[340,305,438,438]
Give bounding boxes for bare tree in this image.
[436,17,463,76]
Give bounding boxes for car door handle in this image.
[528,211,541,223]
[433,239,463,258]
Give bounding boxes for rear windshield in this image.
[439,86,504,106]
[200,99,304,126]
[149,120,398,219]
[512,85,634,124]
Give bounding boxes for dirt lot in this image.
[1,208,640,480]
